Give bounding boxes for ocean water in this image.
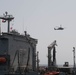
[39,64,74,68]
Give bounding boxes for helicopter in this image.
[54,25,65,30]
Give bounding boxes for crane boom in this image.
[48,40,57,48]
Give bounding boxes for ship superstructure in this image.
[0,12,38,75]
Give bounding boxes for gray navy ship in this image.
[0,12,76,75]
[0,12,38,75]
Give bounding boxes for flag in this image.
[10,27,13,30]
[2,19,6,23]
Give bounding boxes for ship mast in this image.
[73,47,76,74]
[0,12,14,33]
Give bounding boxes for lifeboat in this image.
[0,57,6,63]
[44,71,60,75]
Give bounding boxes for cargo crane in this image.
[47,40,57,70]
[43,40,59,75]
[44,40,68,75]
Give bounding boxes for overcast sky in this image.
[0,0,76,65]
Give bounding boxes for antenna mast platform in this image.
[0,12,14,33]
